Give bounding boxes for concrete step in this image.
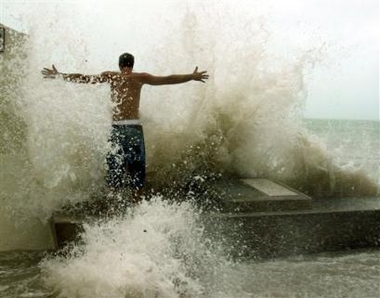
[204,196,380,259]
[210,179,312,212]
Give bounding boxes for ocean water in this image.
[1,1,379,297]
[305,119,379,185]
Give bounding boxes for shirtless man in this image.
[42,53,209,202]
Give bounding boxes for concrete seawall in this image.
[204,196,380,259]
[51,179,380,259]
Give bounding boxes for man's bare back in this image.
[99,71,145,120]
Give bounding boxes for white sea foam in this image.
[41,198,228,298]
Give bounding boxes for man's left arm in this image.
[140,67,209,86]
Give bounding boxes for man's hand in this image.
[192,67,209,83]
[41,64,59,79]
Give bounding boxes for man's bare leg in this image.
[132,187,144,204]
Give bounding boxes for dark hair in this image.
[119,53,134,68]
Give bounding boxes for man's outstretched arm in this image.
[41,65,111,84]
[141,67,209,85]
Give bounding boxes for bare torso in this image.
[106,72,144,121]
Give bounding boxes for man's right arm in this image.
[41,65,113,84]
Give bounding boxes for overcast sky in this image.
[1,0,379,120]
[267,0,378,120]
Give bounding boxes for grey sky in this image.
[265,0,379,120]
[1,0,378,120]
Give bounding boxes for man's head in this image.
[119,53,134,70]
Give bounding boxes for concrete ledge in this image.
[50,215,85,249]
[204,197,380,259]
[49,179,380,259]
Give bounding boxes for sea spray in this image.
[1,1,378,223]
[41,198,232,298]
